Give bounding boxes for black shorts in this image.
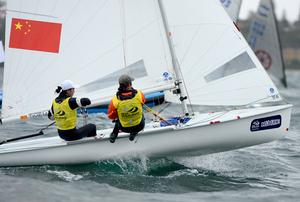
[112,117,145,135]
[120,118,145,133]
[58,123,96,141]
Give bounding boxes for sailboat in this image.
[247,0,288,87]
[0,0,292,167]
[220,0,242,23]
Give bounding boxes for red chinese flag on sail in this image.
[9,18,62,53]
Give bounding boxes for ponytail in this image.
[55,86,62,94]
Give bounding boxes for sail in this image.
[220,0,242,23]
[163,0,281,106]
[0,40,4,63]
[247,0,287,87]
[0,41,4,108]
[0,41,4,91]
[2,0,175,122]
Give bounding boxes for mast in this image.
[270,0,288,87]
[157,0,189,116]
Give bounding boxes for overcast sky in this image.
[239,0,300,22]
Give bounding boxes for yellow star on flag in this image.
[15,22,22,30]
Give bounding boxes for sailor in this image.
[48,80,97,141]
[108,74,146,143]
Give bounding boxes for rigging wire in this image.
[119,0,127,69]
[176,59,195,115]
[153,2,173,114]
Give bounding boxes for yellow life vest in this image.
[112,90,143,127]
[52,97,77,130]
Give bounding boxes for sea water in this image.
[0,70,299,202]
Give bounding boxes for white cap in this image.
[61,80,79,91]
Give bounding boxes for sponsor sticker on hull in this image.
[250,115,281,132]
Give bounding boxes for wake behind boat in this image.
[0,0,292,167]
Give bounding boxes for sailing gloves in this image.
[76,98,91,107]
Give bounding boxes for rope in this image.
[143,104,173,125]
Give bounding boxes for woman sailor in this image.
[48,80,97,141]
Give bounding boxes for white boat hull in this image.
[0,104,292,166]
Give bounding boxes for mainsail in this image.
[220,0,242,23]
[163,0,281,106]
[247,0,287,87]
[2,0,175,122]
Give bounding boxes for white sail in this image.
[247,0,287,87]
[0,40,4,63]
[164,0,281,106]
[220,0,242,22]
[0,41,4,91]
[2,0,175,122]
[0,41,4,106]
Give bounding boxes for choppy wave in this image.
[46,170,83,182]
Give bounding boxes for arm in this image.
[69,97,91,110]
[48,105,54,120]
[107,100,118,120]
[140,91,146,104]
